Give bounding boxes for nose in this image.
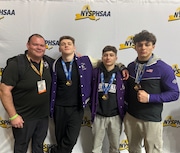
[107,55,110,59]
[64,43,68,47]
[37,45,42,49]
[142,44,146,49]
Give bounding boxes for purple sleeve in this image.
[149,64,179,103]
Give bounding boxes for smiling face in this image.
[59,39,76,56]
[26,35,46,61]
[135,41,155,61]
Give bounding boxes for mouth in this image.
[140,52,146,55]
[35,50,43,53]
[105,61,111,64]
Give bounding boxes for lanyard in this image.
[100,72,116,94]
[135,63,146,84]
[26,54,43,80]
[134,55,153,84]
[61,59,74,81]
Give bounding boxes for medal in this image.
[134,84,141,91]
[61,59,74,87]
[66,80,72,86]
[134,62,147,91]
[102,94,108,100]
[100,72,116,101]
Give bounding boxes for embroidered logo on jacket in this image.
[146,69,153,73]
[81,63,87,71]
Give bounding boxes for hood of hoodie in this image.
[134,54,161,66]
[98,62,119,78]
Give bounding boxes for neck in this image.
[27,53,41,63]
[62,53,74,62]
[104,65,115,72]
[138,54,152,62]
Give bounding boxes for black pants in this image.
[53,105,84,153]
[12,117,48,153]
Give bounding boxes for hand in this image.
[122,69,129,80]
[137,90,149,103]
[10,115,24,128]
[76,52,82,57]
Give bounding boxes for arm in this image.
[149,65,179,103]
[116,63,129,80]
[88,56,99,68]
[0,83,24,128]
[138,64,179,103]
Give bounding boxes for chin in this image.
[36,52,44,56]
[105,63,113,66]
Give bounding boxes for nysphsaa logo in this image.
[119,35,134,50]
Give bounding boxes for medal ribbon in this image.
[135,55,153,84]
[61,59,74,81]
[100,72,116,95]
[135,63,146,84]
[26,54,43,80]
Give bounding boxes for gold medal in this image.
[102,94,108,100]
[66,80,72,86]
[134,84,141,91]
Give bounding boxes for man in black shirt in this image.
[0,34,53,153]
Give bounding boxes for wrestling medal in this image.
[102,94,108,100]
[66,80,72,86]
[61,59,74,87]
[100,72,116,101]
[134,84,142,91]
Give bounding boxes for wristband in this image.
[9,114,19,121]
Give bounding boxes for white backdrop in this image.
[0,0,180,153]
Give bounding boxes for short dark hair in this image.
[133,30,156,45]
[58,36,75,45]
[102,45,117,55]
[27,34,45,43]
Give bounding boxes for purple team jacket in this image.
[50,55,93,117]
[90,68,126,122]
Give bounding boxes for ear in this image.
[26,43,29,49]
[134,45,137,51]
[74,46,76,53]
[59,47,62,53]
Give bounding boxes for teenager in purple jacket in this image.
[50,36,93,153]
[90,45,126,153]
[124,30,179,153]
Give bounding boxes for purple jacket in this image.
[90,67,126,122]
[127,54,179,121]
[50,55,93,117]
